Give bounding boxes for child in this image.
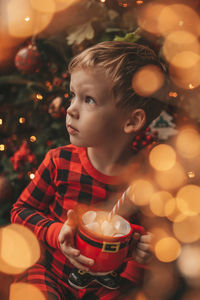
[11,41,165,300]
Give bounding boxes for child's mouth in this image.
[67,125,79,135]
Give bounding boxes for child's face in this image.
[66,68,127,148]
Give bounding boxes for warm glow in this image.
[28,172,35,180]
[158,4,200,37]
[168,91,178,98]
[176,127,200,158]
[178,245,200,281]
[36,93,43,100]
[173,215,200,243]
[155,237,181,262]
[129,180,154,206]
[149,191,172,217]
[0,119,3,125]
[24,16,30,22]
[137,2,167,35]
[165,197,187,223]
[177,185,200,216]
[9,282,46,300]
[135,291,148,300]
[7,0,53,38]
[162,31,200,63]
[0,144,5,151]
[169,51,200,90]
[0,224,40,274]
[132,65,165,97]
[155,162,187,191]
[30,135,37,142]
[149,144,176,171]
[19,117,26,124]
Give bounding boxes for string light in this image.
[24,16,30,22]
[64,93,69,98]
[118,1,128,8]
[99,0,106,2]
[30,136,36,142]
[189,83,194,89]
[28,172,35,180]
[168,91,178,98]
[136,0,143,4]
[0,119,3,125]
[0,144,5,151]
[19,117,26,124]
[35,93,43,101]
[187,171,195,179]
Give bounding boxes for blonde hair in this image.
[68,41,165,125]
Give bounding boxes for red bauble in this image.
[15,44,42,74]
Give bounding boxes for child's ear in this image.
[124,109,146,133]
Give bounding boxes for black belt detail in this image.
[77,230,129,250]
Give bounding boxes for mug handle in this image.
[124,224,146,262]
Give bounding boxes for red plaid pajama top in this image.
[11,144,144,284]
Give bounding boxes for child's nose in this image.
[67,99,79,119]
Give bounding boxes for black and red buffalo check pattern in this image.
[11,144,145,299]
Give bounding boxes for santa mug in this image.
[75,211,145,273]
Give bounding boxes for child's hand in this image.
[133,232,152,264]
[58,210,94,271]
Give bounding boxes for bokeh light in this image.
[149,144,176,171]
[129,180,154,206]
[173,215,200,243]
[10,282,46,300]
[177,185,200,216]
[165,197,187,223]
[162,31,200,63]
[150,226,170,249]
[169,51,200,90]
[178,244,200,283]
[176,127,200,158]
[135,291,149,300]
[30,0,56,13]
[0,224,40,274]
[30,0,81,14]
[132,64,165,97]
[7,0,53,38]
[154,162,187,191]
[137,1,167,35]
[149,191,172,217]
[155,236,181,262]
[158,4,200,37]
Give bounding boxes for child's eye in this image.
[85,96,96,104]
[69,91,75,99]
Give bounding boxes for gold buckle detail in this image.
[102,242,120,253]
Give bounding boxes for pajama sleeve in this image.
[10,149,63,249]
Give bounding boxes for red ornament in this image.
[15,44,42,74]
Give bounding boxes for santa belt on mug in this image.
[77,230,130,253]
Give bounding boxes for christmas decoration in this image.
[15,43,42,74]
[10,141,36,172]
[150,110,178,141]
